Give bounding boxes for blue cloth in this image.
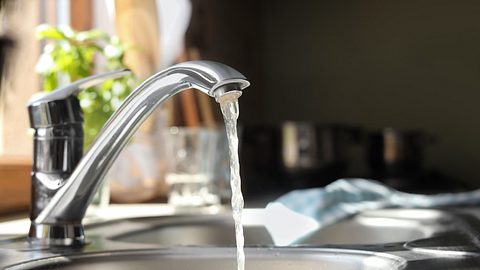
[274,178,480,229]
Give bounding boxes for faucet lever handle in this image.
[28,69,131,105]
[27,69,131,128]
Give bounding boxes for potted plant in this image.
[35,24,137,148]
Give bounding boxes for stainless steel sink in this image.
[9,247,407,270]
[3,207,480,269]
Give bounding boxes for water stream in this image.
[219,92,245,270]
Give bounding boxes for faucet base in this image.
[28,222,85,246]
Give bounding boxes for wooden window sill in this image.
[0,156,31,215]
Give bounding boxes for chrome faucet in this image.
[27,61,249,246]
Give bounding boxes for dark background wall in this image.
[199,0,480,187]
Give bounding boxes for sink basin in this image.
[9,247,407,270]
[105,209,447,246]
[301,209,445,245]
[107,214,274,246]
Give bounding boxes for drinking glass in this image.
[163,127,220,206]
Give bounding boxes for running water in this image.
[219,92,245,270]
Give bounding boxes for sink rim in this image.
[6,246,408,270]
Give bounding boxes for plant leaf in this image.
[36,24,65,40]
[76,29,108,42]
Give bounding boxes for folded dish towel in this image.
[265,178,480,245]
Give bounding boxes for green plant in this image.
[35,24,138,148]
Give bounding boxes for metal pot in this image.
[366,128,434,182]
[280,122,360,174]
[240,122,361,193]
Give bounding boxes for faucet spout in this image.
[29,61,249,245]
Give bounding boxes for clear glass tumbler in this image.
[163,127,220,207]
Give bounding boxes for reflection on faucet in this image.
[27,61,249,246]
